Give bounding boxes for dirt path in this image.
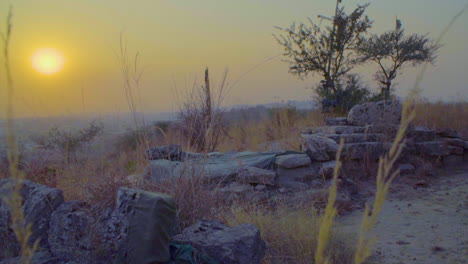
[337,165,468,264]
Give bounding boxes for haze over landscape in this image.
[0,0,467,118]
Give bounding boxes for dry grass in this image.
[223,202,354,264]
[414,100,468,137]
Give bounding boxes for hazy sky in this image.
[0,0,467,118]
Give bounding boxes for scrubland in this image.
[1,100,466,264]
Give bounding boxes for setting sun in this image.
[32,48,65,75]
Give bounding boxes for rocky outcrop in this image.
[0,179,64,260]
[347,100,402,126]
[172,220,266,264]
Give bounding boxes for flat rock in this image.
[408,126,437,142]
[172,220,266,264]
[236,167,276,185]
[414,141,450,157]
[436,129,462,139]
[347,100,402,126]
[325,117,348,126]
[312,126,366,135]
[275,153,311,169]
[276,165,319,183]
[399,163,415,175]
[220,182,254,194]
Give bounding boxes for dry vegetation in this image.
[2,3,466,263]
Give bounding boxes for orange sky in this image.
[0,0,467,118]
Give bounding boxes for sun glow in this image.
[32,48,65,75]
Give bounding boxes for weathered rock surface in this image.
[172,220,266,264]
[347,100,402,126]
[0,251,66,264]
[301,134,339,161]
[311,126,366,135]
[436,129,462,139]
[325,117,348,126]
[275,153,311,169]
[319,161,338,179]
[414,141,450,157]
[343,142,390,160]
[220,182,254,195]
[146,144,185,161]
[235,167,276,185]
[408,126,437,142]
[112,188,179,264]
[0,179,64,260]
[276,165,319,182]
[399,163,416,175]
[146,151,280,183]
[324,133,385,144]
[48,201,97,264]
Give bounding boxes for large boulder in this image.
[347,100,402,126]
[0,179,64,260]
[301,134,339,161]
[112,188,179,264]
[172,220,265,264]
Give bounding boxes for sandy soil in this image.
[337,164,468,264]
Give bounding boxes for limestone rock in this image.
[220,182,254,194]
[0,179,64,259]
[408,126,437,142]
[313,126,366,135]
[414,141,450,157]
[235,167,276,186]
[319,161,338,179]
[347,100,402,126]
[48,201,97,264]
[399,163,415,175]
[275,153,311,169]
[112,188,179,264]
[146,144,184,161]
[324,133,385,144]
[301,134,339,161]
[172,220,266,264]
[436,129,462,139]
[325,117,348,126]
[276,165,319,183]
[343,142,390,160]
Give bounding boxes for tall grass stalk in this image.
[1,7,37,263]
[314,139,344,264]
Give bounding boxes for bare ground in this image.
[337,164,468,264]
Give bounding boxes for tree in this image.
[358,19,440,99]
[275,1,372,101]
[314,74,371,113]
